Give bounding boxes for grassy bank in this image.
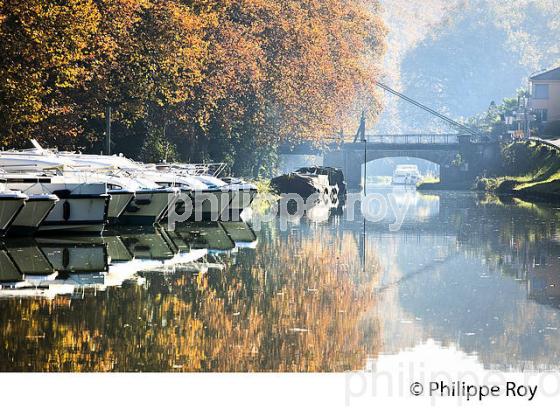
[477,140,560,201]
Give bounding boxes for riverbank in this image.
[419,140,560,202]
[476,140,560,201]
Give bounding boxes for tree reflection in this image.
[0,230,381,372]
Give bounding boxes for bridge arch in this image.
[362,148,459,166]
[325,142,463,189]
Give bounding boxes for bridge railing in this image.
[364,134,460,144]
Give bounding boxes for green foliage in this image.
[499,141,559,178]
[480,141,560,199]
[466,90,531,138]
[249,177,280,213]
[139,123,178,164]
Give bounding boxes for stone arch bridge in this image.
[280,82,502,189]
[322,134,500,189]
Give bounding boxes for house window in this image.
[534,84,549,99]
[534,109,548,122]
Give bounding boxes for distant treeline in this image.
[0,0,386,176]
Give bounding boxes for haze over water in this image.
[1,188,559,372]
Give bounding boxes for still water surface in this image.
[1,188,559,372]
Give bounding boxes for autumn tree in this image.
[76,0,209,158]
[0,0,386,175]
[0,0,100,146]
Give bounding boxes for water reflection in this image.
[0,223,257,300]
[0,220,380,371]
[1,189,560,372]
[360,189,560,372]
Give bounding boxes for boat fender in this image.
[126,205,141,213]
[330,187,338,201]
[62,248,70,269]
[63,201,71,221]
[175,201,186,214]
[135,199,152,206]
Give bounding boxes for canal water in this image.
[0,187,559,372]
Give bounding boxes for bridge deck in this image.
[363,134,460,144]
[321,133,473,146]
[280,134,489,154]
[340,134,462,151]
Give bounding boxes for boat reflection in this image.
[282,195,344,225]
[0,225,380,371]
[0,221,257,299]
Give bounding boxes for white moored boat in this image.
[118,182,179,225]
[73,172,135,222]
[41,153,182,225]
[56,152,257,220]
[0,148,178,226]
[63,170,177,225]
[194,174,257,218]
[392,165,422,186]
[142,168,227,221]
[0,184,27,237]
[157,164,257,220]
[7,193,59,236]
[3,173,109,234]
[55,153,252,221]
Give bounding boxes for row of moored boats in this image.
[0,140,257,236]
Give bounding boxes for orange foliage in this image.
[0,0,386,168]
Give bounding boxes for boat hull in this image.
[5,181,109,235]
[107,190,135,220]
[167,187,256,223]
[8,194,58,236]
[271,173,331,198]
[0,194,27,237]
[194,189,232,220]
[228,187,257,213]
[118,189,178,225]
[171,189,232,222]
[38,195,110,235]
